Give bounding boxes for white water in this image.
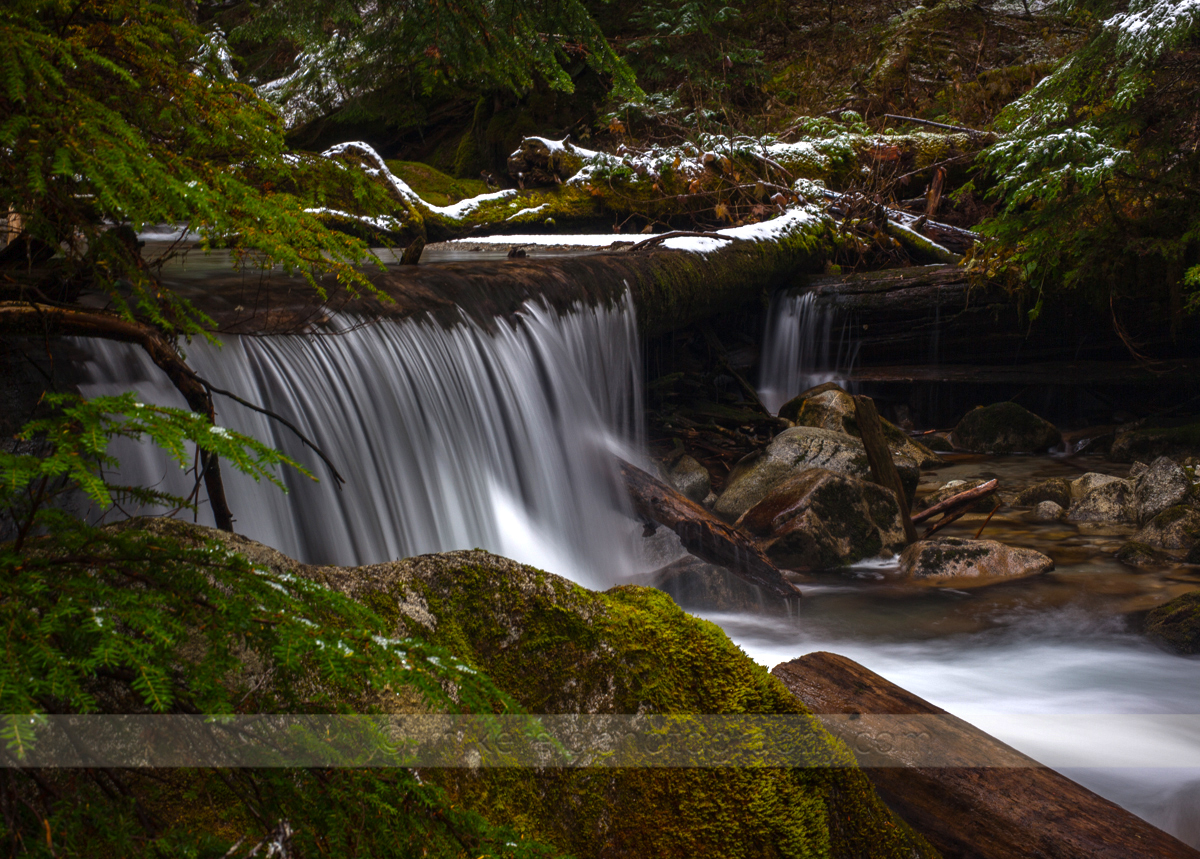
[76,295,643,588]
[758,291,860,412]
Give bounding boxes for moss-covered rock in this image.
[1112,420,1200,463]
[898,537,1054,588]
[199,530,936,859]
[781,387,942,468]
[951,402,1062,454]
[738,468,907,569]
[1144,591,1200,654]
[1132,456,1191,525]
[1016,477,1073,510]
[1115,540,1172,568]
[1130,504,1200,555]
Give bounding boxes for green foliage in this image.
[979,0,1200,326]
[0,0,385,336]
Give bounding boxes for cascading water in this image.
[76,295,643,588]
[758,290,860,413]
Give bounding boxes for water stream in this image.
[758,290,860,412]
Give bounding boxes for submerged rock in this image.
[738,468,906,569]
[898,537,1054,587]
[780,386,942,467]
[1144,591,1200,654]
[1115,540,1173,568]
[1132,456,1190,525]
[1066,478,1134,523]
[1016,477,1073,510]
[951,402,1062,454]
[714,426,918,521]
[664,454,711,504]
[1112,420,1200,463]
[1031,501,1066,522]
[635,555,787,614]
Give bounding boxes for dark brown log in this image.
[399,235,425,265]
[911,478,998,524]
[852,395,918,544]
[925,166,946,219]
[0,302,234,531]
[920,505,970,539]
[617,459,799,599]
[773,652,1200,859]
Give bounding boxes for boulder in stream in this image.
[1144,591,1200,654]
[898,537,1054,587]
[1112,420,1200,463]
[1066,477,1135,523]
[1031,500,1067,522]
[1132,456,1191,525]
[950,402,1062,454]
[779,386,943,467]
[1129,505,1200,555]
[1016,477,1073,509]
[737,468,906,569]
[714,426,919,521]
[636,555,788,614]
[663,454,711,504]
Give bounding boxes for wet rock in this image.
[922,433,954,452]
[951,402,1062,454]
[713,426,918,521]
[1144,591,1200,654]
[1070,472,1125,500]
[1111,420,1200,463]
[1132,456,1190,525]
[738,468,906,569]
[1115,540,1173,568]
[1031,501,1066,522]
[636,556,786,614]
[1016,478,1073,509]
[917,478,991,514]
[665,455,711,504]
[1066,479,1134,523]
[780,387,942,468]
[898,537,1054,588]
[1130,504,1200,555]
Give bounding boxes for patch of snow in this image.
[506,204,549,221]
[448,234,630,248]
[662,206,825,252]
[304,207,402,233]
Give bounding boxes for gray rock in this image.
[1131,504,1200,554]
[1016,478,1072,509]
[713,426,918,521]
[898,537,1054,588]
[1132,456,1189,525]
[1070,472,1124,501]
[950,402,1062,454]
[636,556,787,614]
[780,387,942,468]
[1031,501,1066,522]
[1066,478,1134,523]
[737,468,906,569]
[666,455,711,504]
[1129,461,1150,480]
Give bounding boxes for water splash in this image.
[76,295,643,588]
[758,291,859,413]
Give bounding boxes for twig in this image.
[620,230,739,253]
[974,500,1002,539]
[882,114,992,136]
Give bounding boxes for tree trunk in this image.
[618,459,799,600]
[773,652,1200,859]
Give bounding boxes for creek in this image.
[77,250,1200,848]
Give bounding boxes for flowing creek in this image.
[78,252,1200,847]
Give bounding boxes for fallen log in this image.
[772,652,1200,859]
[911,479,998,524]
[617,459,799,600]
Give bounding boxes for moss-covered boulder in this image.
[780,387,942,468]
[1112,420,1200,463]
[715,427,918,521]
[738,468,907,569]
[1144,591,1200,654]
[215,534,936,859]
[1130,505,1200,556]
[898,537,1054,588]
[951,402,1062,454]
[1016,478,1073,510]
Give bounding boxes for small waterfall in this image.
[76,295,643,588]
[758,291,859,413]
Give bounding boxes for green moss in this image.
[953,401,1061,454]
[1144,590,1200,654]
[1112,422,1200,463]
[385,160,489,207]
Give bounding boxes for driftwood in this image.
[617,459,799,600]
[773,652,1200,859]
[912,479,998,525]
[852,395,917,543]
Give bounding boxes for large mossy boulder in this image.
[1144,591,1200,654]
[951,402,1062,454]
[1111,420,1200,463]
[714,427,918,521]
[737,468,907,569]
[212,532,935,859]
[779,387,942,468]
[898,537,1054,588]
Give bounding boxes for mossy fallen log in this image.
[773,651,1200,859]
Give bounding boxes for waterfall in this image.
[76,295,643,588]
[758,291,859,413]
